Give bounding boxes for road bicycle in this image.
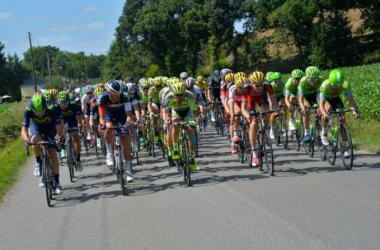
[249,110,275,176]
[65,128,78,182]
[289,103,302,151]
[173,120,197,186]
[272,105,288,149]
[325,109,355,170]
[210,100,225,136]
[232,115,251,164]
[26,138,57,207]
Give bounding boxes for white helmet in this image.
[75,88,81,94]
[180,72,188,79]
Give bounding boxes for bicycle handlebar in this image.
[172,121,197,126]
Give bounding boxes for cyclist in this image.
[148,77,164,142]
[319,69,360,148]
[57,91,84,171]
[241,71,281,167]
[139,79,150,151]
[220,70,233,140]
[208,70,222,122]
[264,72,274,85]
[159,79,175,166]
[125,76,134,84]
[298,66,325,142]
[81,85,95,142]
[180,72,188,83]
[125,82,142,153]
[228,76,246,154]
[164,81,199,170]
[90,87,104,149]
[21,92,64,194]
[269,72,286,140]
[196,76,209,128]
[184,77,206,121]
[285,69,304,131]
[99,80,134,182]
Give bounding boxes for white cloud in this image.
[84,6,97,12]
[85,22,104,29]
[0,12,12,20]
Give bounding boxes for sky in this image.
[0,0,125,58]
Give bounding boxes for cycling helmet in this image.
[220,69,232,79]
[43,91,53,103]
[84,85,93,93]
[235,72,246,79]
[30,92,47,113]
[184,77,195,90]
[94,87,104,97]
[235,77,245,88]
[155,77,163,87]
[49,88,58,96]
[125,76,134,83]
[171,82,185,95]
[329,69,344,86]
[126,83,137,94]
[270,72,282,81]
[213,70,220,78]
[250,71,265,84]
[265,72,274,81]
[180,72,188,79]
[206,76,212,83]
[99,82,105,88]
[105,80,122,93]
[74,88,81,94]
[224,73,235,83]
[291,69,304,78]
[58,91,70,105]
[305,66,320,78]
[141,80,150,89]
[196,76,205,83]
[148,77,156,87]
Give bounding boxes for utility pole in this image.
[28,32,37,92]
[47,51,53,88]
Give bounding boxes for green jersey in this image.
[163,90,198,112]
[270,80,285,97]
[285,78,299,96]
[319,80,352,99]
[148,86,160,104]
[298,76,324,95]
[159,87,171,105]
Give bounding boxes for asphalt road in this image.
[0,127,379,250]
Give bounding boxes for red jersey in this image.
[242,84,275,111]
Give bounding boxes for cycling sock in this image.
[61,144,66,150]
[168,147,173,156]
[36,156,42,165]
[54,174,59,184]
[106,143,113,154]
[322,127,327,134]
[305,128,309,135]
[173,143,179,150]
[76,154,81,162]
[252,150,257,157]
[124,160,132,172]
[189,133,196,145]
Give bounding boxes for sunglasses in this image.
[331,84,341,89]
[253,84,263,87]
[110,92,121,97]
[59,101,69,106]
[175,94,184,97]
[33,109,46,116]
[273,80,281,84]
[294,78,301,81]
[143,88,149,90]
[86,92,93,95]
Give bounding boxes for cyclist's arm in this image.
[319,97,328,118]
[21,126,29,141]
[133,103,141,121]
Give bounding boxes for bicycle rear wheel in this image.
[263,131,274,176]
[340,123,354,170]
[256,136,263,171]
[182,138,192,186]
[315,120,326,161]
[195,129,199,158]
[280,116,288,149]
[68,144,75,182]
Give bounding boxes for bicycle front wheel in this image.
[68,144,75,182]
[182,138,192,186]
[43,157,53,207]
[263,131,274,176]
[340,123,354,170]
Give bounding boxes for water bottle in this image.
[332,127,337,142]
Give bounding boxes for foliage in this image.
[0,101,27,150]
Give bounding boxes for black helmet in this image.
[105,80,122,93]
[125,76,134,83]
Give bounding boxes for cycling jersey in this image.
[148,86,161,105]
[319,80,352,99]
[190,85,203,104]
[284,78,299,96]
[228,85,243,107]
[196,80,208,93]
[98,92,132,122]
[209,78,221,100]
[60,101,82,128]
[242,84,274,111]
[298,76,324,95]
[163,90,198,112]
[159,87,171,105]
[270,81,285,97]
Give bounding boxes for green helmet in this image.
[305,66,320,78]
[270,72,282,81]
[171,82,185,95]
[43,91,53,103]
[291,69,304,78]
[265,71,274,81]
[30,92,47,113]
[329,69,344,86]
[58,91,69,105]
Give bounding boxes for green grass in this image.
[348,117,380,154]
[0,138,29,204]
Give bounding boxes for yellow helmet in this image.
[225,73,235,83]
[235,72,246,79]
[196,76,204,83]
[235,77,245,88]
[99,82,104,88]
[249,71,265,84]
[171,82,185,95]
[141,80,150,89]
[49,88,58,96]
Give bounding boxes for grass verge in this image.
[0,138,29,204]
[348,117,380,154]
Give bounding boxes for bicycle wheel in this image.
[150,127,155,157]
[220,116,225,137]
[274,118,280,147]
[68,144,75,182]
[239,131,245,163]
[263,131,274,176]
[195,129,199,158]
[43,156,53,207]
[182,137,192,186]
[340,123,354,170]
[101,137,107,156]
[214,111,221,135]
[256,136,263,171]
[95,137,99,158]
